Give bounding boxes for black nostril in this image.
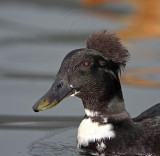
[43,99,46,102]
[56,83,63,90]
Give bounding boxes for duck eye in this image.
[84,61,89,67]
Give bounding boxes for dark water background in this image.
[0,0,160,155]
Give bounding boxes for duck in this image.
[32,30,160,156]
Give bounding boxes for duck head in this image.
[33,30,129,116]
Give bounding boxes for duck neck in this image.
[81,75,130,120]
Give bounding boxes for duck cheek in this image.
[78,70,86,76]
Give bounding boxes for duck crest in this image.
[86,30,130,72]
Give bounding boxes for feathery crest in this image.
[86,30,130,71]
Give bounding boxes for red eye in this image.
[84,61,89,67]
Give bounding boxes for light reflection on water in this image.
[0,0,160,156]
[29,128,78,156]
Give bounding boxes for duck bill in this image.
[32,78,74,112]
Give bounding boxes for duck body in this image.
[33,30,160,155]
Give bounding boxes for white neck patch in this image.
[77,118,115,148]
[85,109,99,117]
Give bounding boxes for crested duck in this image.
[33,30,160,155]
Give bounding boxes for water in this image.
[29,128,78,156]
[0,0,160,155]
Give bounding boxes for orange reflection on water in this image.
[120,68,160,87]
[81,0,160,40]
[81,0,110,7]
[117,0,160,39]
